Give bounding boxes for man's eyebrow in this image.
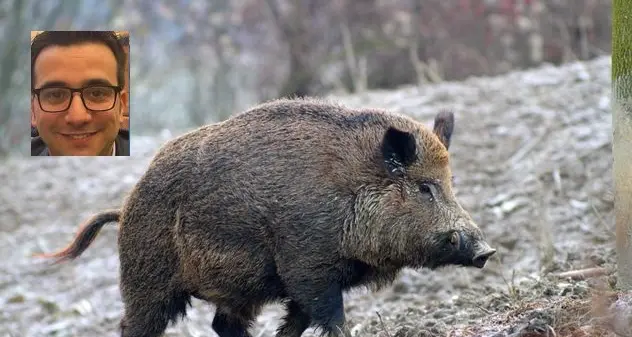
[35,78,116,89]
[82,79,116,87]
[36,81,68,89]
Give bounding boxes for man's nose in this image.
[65,93,92,124]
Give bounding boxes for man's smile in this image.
[58,131,98,141]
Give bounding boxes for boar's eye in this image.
[419,182,435,201]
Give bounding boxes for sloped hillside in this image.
[1,56,625,337]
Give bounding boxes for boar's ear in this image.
[381,127,417,176]
[433,111,455,150]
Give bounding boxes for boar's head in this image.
[346,111,496,271]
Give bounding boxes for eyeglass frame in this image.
[31,85,123,113]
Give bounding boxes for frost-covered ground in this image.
[0,56,625,336]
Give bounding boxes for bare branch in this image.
[555,267,611,280]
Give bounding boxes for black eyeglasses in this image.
[32,85,122,113]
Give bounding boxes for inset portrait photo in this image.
[30,30,130,156]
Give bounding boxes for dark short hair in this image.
[118,34,129,47]
[31,31,126,89]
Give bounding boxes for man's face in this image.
[31,43,128,156]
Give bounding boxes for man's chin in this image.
[51,148,100,156]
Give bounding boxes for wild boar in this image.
[42,97,496,337]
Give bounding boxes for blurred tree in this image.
[264,0,321,98]
[612,0,632,290]
[408,0,443,86]
[207,0,236,122]
[0,0,27,157]
[0,0,615,154]
[153,0,244,125]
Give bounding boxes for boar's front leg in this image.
[211,311,253,337]
[280,273,352,337]
[211,305,259,337]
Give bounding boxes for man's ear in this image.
[120,90,128,117]
[381,127,418,177]
[31,98,37,126]
[119,90,129,129]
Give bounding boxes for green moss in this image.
[612,0,632,99]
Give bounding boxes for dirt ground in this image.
[1,56,627,337]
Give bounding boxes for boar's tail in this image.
[34,209,120,263]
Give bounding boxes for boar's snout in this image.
[472,241,496,269]
[424,230,496,270]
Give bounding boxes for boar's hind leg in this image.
[276,300,310,337]
[119,290,191,337]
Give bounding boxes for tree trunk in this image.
[613,0,632,290]
[187,56,207,127]
[265,0,314,98]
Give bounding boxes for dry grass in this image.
[434,276,627,337]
